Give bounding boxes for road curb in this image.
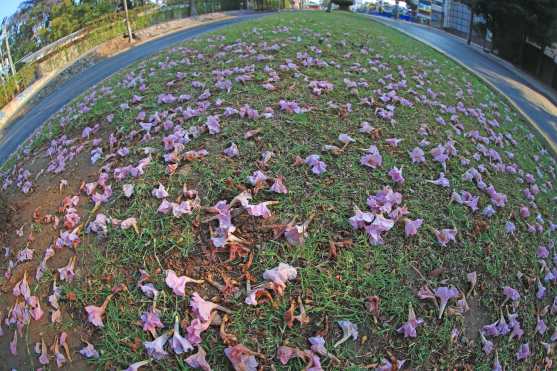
[366,15,557,159]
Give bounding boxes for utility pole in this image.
[189,0,198,17]
[466,0,474,45]
[2,20,16,78]
[466,10,473,44]
[122,0,133,43]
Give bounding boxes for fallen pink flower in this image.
[388,167,405,184]
[305,155,327,175]
[123,184,134,198]
[80,341,100,359]
[284,220,311,246]
[158,199,173,214]
[165,269,203,297]
[172,315,193,354]
[190,292,219,322]
[427,172,450,187]
[224,143,239,157]
[38,338,49,364]
[359,121,374,133]
[152,184,169,199]
[277,345,305,365]
[409,147,425,163]
[386,137,402,147]
[172,201,192,218]
[245,201,274,219]
[263,263,297,296]
[124,360,151,371]
[58,256,77,282]
[12,272,31,300]
[206,115,220,134]
[334,320,358,347]
[338,133,355,144]
[516,342,530,361]
[27,296,44,321]
[186,346,212,370]
[140,308,164,337]
[139,283,159,299]
[503,286,520,302]
[279,100,303,114]
[360,145,383,169]
[85,294,113,327]
[434,286,459,319]
[434,228,457,247]
[186,317,212,345]
[144,333,169,360]
[247,170,268,186]
[404,218,423,237]
[120,217,138,232]
[225,344,259,371]
[479,331,493,354]
[270,177,288,194]
[397,304,423,338]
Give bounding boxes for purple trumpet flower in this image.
[434,286,459,319]
[397,305,423,338]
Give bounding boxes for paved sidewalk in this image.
[368,15,557,154]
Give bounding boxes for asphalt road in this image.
[0,13,267,164]
[369,15,557,154]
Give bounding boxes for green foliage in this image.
[0,63,36,108]
[475,0,557,62]
[332,0,354,6]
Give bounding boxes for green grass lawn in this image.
[1,11,556,370]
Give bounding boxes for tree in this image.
[475,0,557,67]
[331,0,352,11]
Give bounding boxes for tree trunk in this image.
[326,0,332,12]
[2,22,17,83]
[536,44,545,77]
[467,10,473,45]
[123,0,133,42]
[189,0,198,17]
[517,31,525,68]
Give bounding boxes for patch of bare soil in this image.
[463,295,490,341]
[97,12,232,58]
[0,149,100,370]
[0,194,12,233]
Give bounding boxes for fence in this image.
[0,0,281,109]
[441,0,488,48]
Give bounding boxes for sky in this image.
[0,0,24,22]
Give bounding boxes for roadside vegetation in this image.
[1,11,556,370]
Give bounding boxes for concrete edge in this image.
[365,15,557,159]
[0,12,238,130]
